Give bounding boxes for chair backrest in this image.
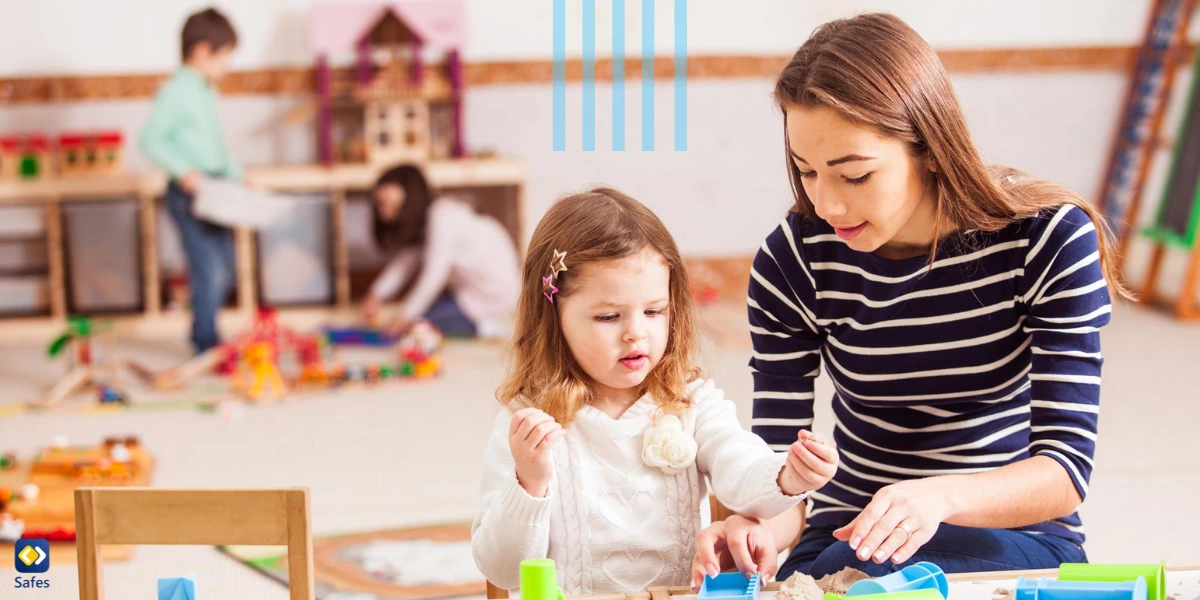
[74,487,314,600]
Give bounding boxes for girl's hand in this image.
[778,430,838,496]
[833,478,953,565]
[691,516,779,591]
[508,407,564,498]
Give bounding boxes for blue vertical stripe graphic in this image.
[553,0,565,151]
[612,0,625,151]
[674,0,686,151]
[642,0,655,151]
[582,0,595,151]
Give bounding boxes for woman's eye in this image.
[845,173,872,186]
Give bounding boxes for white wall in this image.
[0,0,1159,75]
[1,0,1197,305]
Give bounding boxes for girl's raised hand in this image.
[778,430,838,497]
[508,407,565,498]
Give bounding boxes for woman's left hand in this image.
[832,477,954,565]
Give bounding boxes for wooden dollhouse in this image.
[307,1,467,166]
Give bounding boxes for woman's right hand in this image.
[691,515,780,591]
[508,407,564,498]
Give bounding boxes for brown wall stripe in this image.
[1,45,1195,105]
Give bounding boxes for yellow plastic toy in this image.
[239,342,285,402]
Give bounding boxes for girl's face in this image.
[374,183,406,222]
[785,104,939,258]
[557,247,671,407]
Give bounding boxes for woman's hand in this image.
[691,516,779,591]
[832,477,953,565]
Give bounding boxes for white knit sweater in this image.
[471,379,802,595]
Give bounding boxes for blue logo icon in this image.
[553,0,688,151]
[15,538,49,573]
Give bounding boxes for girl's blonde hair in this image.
[774,12,1133,300]
[496,188,700,425]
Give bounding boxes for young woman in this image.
[364,165,520,338]
[692,13,1130,581]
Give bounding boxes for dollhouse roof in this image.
[307,1,465,53]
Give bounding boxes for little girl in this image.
[363,164,520,338]
[471,188,840,595]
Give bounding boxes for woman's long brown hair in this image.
[774,13,1133,300]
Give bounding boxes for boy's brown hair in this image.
[496,188,701,426]
[182,8,238,61]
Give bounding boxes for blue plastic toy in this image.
[323,327,398,347]
[1015,577,1148,600]
[158,573,197,600]
[699,572,761,600]
[847,562,948,599]
[832,591,946,600]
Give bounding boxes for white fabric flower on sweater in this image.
[641,413,698,475]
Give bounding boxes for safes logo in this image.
[13,538,51,590]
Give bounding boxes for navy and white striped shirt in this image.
[748,205,1111,544]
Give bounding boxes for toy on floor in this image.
[0,513,24,542]
[158,573,198,600]
[40,315,155,406]
[1016,577,1147,600]
[700,572,762,600]
[236,342,286,402]
[0,435,155,543]
[323,325,399,347]
[160,307,445,402]
[847,562,947,598]
[520,558,565,600]
[1058,564,1167,600]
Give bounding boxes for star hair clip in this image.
[543,249,568,303]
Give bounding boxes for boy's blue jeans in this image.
[165,180,235,354]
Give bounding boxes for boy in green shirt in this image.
[141,8,240,353]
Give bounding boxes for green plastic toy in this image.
[520,558,565,600]
[1058,563,1166,600]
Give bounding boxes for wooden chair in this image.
[74,487,315,600]
[483,496,806,599]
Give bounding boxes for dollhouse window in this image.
[379,132,390,146]
[378,107,388,120]
[405,131,417,146]
[66,152,78,165]
[406,108,416,120]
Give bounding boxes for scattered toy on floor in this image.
[0,513,24,542]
